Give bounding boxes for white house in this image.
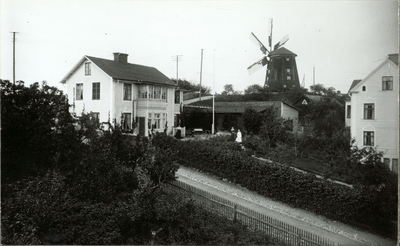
[346,54,398,172]
[60,52,183,137]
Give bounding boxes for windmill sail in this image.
[274,34,289,50]
[247,57,268,75]
[250,32,268,54]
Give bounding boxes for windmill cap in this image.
[268,47,297,57]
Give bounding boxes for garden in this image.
[165,99,398,239]
[1,80,285,245]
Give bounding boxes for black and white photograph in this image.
[1,0,398,245]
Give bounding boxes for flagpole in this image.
[212,49,216,134]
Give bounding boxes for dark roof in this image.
[388,54,398,65]
[269,47,297,57]
[86,56,175,86]
[214,101,281,113]
[293,94,344,106]
[348,79,362,92]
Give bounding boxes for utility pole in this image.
[199,49,203,101]
[11,31,19,87]
[313,65,315,95]
[172,55,182,85]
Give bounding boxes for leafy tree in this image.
[1,80,76,181]
[242,107,263,134]
[244,84,267,94]
[173,78,211,94]
[221,84,242,95]
[302,97,345,138]
[258,106,288,147]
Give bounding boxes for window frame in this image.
[363,131,374,146]
[121,113,132,131]
[85,62,91,76]
[363,103,375,120]
[382,76,393,91]
[123,83,132,101]
[92,82,100,100]
[346,105,351,118]
[76,83,83,100]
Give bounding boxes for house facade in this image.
[61,52,183,137]
[346,54,398,172]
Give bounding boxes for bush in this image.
[1,170,284,245]
[167,136,397,238]
[1,80,77,182]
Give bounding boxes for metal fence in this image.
[164,180,343,246]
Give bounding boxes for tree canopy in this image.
[221,84,242,95]
[173,78,211,94]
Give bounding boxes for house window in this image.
[162,87,167,100]
[286,68,292,80]
[92,82,100,100]
[384,158,390,167]
[362,86,366,91]
[154,113,161,129]
[175,90,181,104]
[139,85,148,99]
[122,113,132,131]
[162,113,167,129]
[149,85,154,99]
[346,105,351,118]
[85,62,91,76]
[76,83,83,100]
[382,76,393,91]
[363,131,374,146]
[392,159,398,173]
[124,83,132,100]
[363,103,374,119]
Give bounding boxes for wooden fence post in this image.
[233,204,237,223]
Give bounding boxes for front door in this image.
[138,117,145,137]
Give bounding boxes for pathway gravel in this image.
[176,166,397,246]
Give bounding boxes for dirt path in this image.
[176,166,396,246]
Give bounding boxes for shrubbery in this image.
[1,80,283,245]
[161,136,397,238]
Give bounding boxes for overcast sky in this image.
[1,0,398,94]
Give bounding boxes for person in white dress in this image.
[235,129,242,143]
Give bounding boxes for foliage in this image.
[173,78,211,94]
[1,80,76,182]
[258,107,289,147]
[243,105,289,147]
[242,107,264,134]
[166,136,397,238]
[302,97,345,137]
[2,169,282,245]
[244,84,268,94]
[221,84,242,95]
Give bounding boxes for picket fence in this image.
[164,180,343,246]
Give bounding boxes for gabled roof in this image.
[350,53,399,93]
[348,79,362,93]
[268,47,297,57]
[61,55,175,86]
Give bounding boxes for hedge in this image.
[157,135,397,238]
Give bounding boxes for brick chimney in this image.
[113,52,128,64]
